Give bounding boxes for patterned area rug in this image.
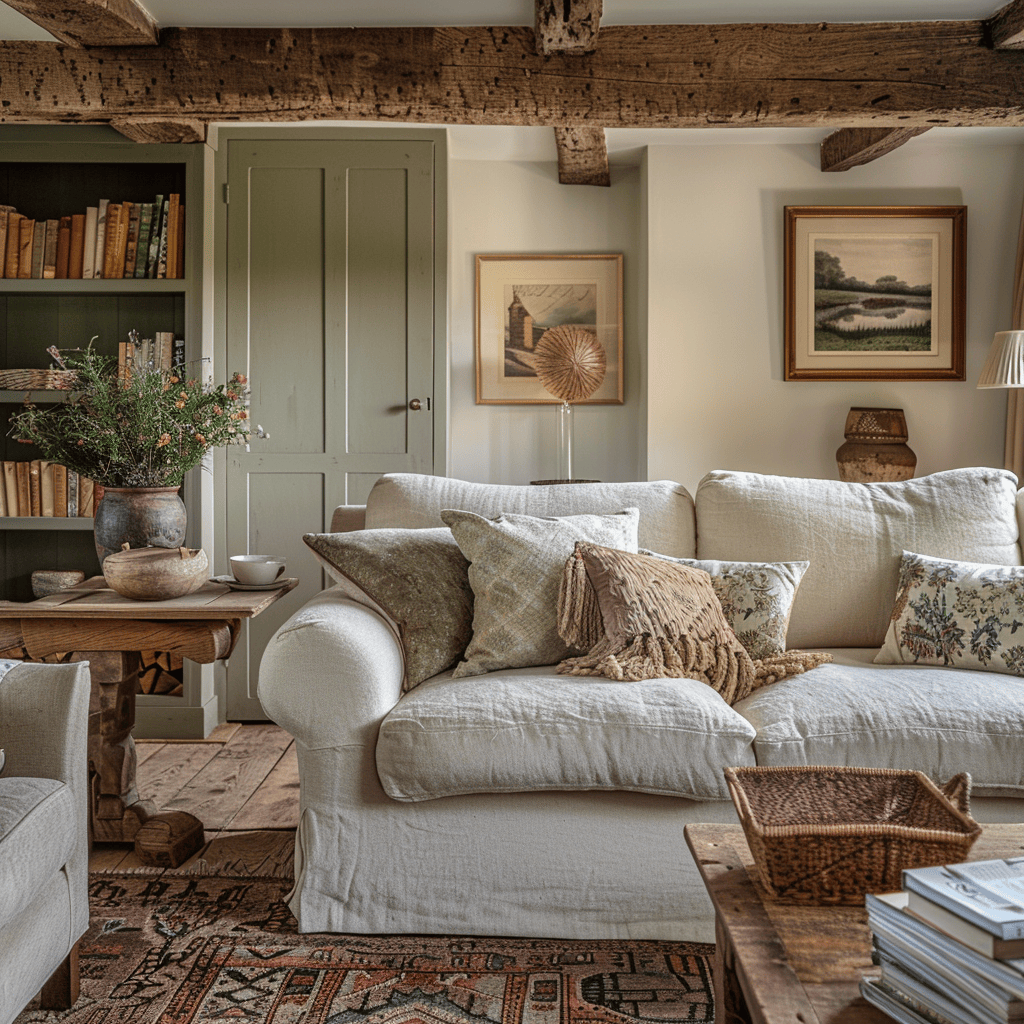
[18,875,715,1024]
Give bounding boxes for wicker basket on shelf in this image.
[0,368,77,390]
[723,765,982,905]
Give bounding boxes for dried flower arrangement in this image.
[8,342,253,488]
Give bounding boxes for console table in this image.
[685,822,1024,1024]
[0,575,298,865]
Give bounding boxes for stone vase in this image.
[93,486,187,565]
[836,408,917,483]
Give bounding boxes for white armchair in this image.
[0,660,90,1024]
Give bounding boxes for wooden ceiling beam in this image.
[109,118,207,143]
[535,0,602,55]
[554,127,610,185]
[0,0,158,47]
[820,127,931,171]
[987,0,1024,48]
[1,23,1022,131]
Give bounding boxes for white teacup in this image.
[230,554,287,586]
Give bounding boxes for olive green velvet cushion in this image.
[303,528,473,691]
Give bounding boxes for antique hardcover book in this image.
[53,464,67,517]
[165,193,180,278]
[4,213,22,279]
[67,470,78,518]
[18,218,35,278]
[40,460,54,517]
[82,205,98,279]
[78,476,94,517]
[68,214,86,279]
[55,216,72,279]
[28,460,41,515]
[134,203,154,277]
[2,462,18,516]
[123,202,141,277]
[15,461,30,515]
[42,219,59,279]
[0,206,15,278]
[146,194,164,277]
[93,198,110,278]
[29,220,45,278]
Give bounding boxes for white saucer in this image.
[210,575,296,592]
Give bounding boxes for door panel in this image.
[225,139,436,719]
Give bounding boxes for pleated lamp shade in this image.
[978,331,1024,388]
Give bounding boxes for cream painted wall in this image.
[448,160,642,484]
[645,142,1024,497]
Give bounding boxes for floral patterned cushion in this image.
[875,550,1024,675]
[643,552,808,659]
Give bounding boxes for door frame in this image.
[210,124,449,722]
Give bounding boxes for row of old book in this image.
[0,194,185,281]
[0,461,101,518]
[861,857,1024,1024]
[118,331,185,382]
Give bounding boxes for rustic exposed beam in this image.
[820,127,931,171]
[535,0,602,54]
[0,0,158,47]
[554,127,610,185]
[109,117,206,143]
[987,0,1024,48]
[1,24,1023,131]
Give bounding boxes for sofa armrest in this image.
[330,504,367,533]
[257,589,404,750]
[0,661,90,791]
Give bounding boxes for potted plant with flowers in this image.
[9,340,257,562]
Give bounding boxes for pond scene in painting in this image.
[813,235,934,352]
[503,283,597,377]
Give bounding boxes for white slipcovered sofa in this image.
[0,660,90,1024]
[259,468,1024,942]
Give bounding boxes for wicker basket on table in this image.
[0,368,77,390]
[723,765,982,905]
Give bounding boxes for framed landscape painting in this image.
[784,206,966,381]
[475,253,624,404]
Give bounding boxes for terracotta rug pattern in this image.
[18,875,715,1024]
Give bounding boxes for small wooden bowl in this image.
[102,544,209,601]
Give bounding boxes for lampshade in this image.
[977,331,1024,388]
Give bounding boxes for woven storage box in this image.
[0,368,77,390]
[723,765,982,905]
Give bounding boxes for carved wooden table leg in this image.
[77,649,156,843]
[76,647,204,866]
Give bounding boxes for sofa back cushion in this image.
[364,475,696,557]
[695,468,1021,649]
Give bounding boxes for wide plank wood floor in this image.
[89,722,299,874]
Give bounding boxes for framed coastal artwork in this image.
[475,253,624,403]
[784,206,966,381]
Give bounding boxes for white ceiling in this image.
[0,0,1007,39]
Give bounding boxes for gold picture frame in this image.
[475,253,624,404]
[784,205,966,381]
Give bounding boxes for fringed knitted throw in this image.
[557,543,831,705]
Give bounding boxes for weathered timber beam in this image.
[820,127,931,171]
[535,0,602,54]
[988,0,1024,48]
[554,127,610,185]
[109,117,206,143]
[1,24,1023,130]
[0,0,158,46]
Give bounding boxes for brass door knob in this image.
[409,399,422,411]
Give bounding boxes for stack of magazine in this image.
[861,857,1024,1024]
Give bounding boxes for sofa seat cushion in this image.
[376,666,756,802]
[0,776,76,931]
[735,648,1024,793]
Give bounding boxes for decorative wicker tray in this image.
[723,765,982,905]
[0,368,77,390]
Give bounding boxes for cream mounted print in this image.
[475,253,623,404]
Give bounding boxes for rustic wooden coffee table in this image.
[0,575,298,865]
[685,822,1024,1024]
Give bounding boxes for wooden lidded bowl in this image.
[102,544,209,601]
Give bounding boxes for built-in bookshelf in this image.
[0,132,203,602]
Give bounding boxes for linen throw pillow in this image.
[303,528,473,691]
[642,551,808,660]
[558,544,830,704]
[876,550,1024,676]
[441,507,640,678]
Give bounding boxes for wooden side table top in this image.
[0,574,298,620]
[684,822,1024,1024]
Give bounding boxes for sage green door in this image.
[224,138,437,719]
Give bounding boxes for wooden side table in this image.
[684,822,1024,1024]
[0,575,298,865]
